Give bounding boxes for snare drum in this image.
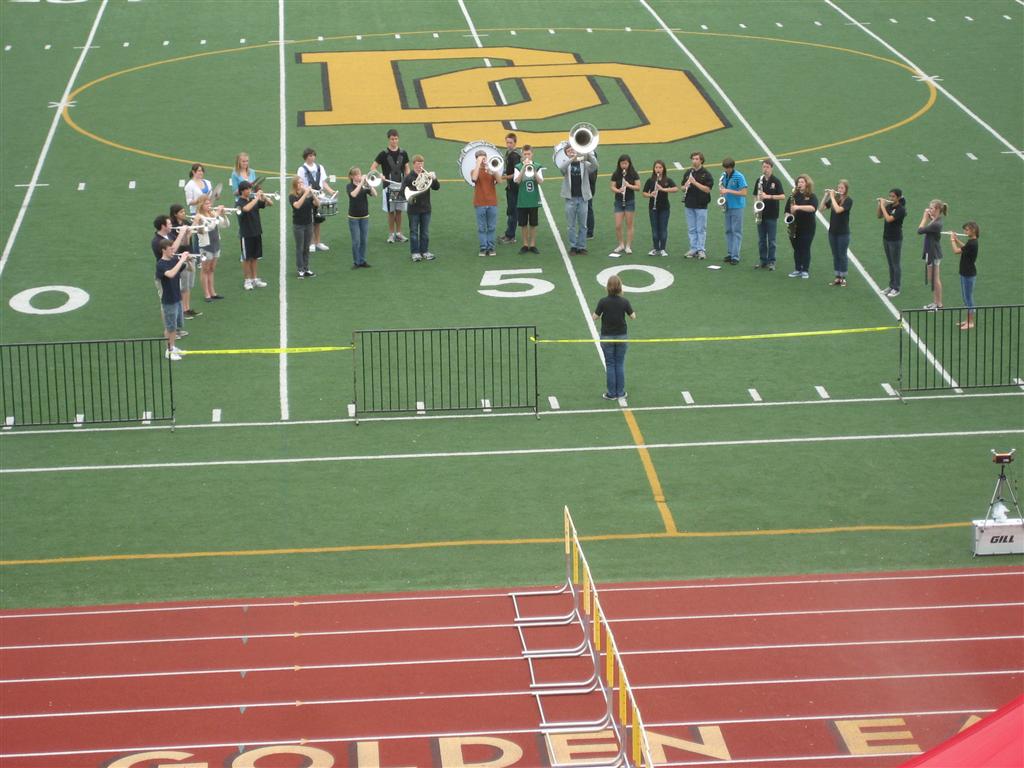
[319,198,338,217]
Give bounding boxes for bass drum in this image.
[457,140,503,185]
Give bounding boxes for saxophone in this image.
[784,192,796,239]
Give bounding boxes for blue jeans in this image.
[724,208,744,261]
[960,275,976,313]
[601,335,628,398]
[348,216,368,265]
[475,205,497,251]
[649,208,670,251]
[409,210,431,255]
[829,231,851,276]
[685,206,707,252]
[756,217,778,264]
[504,185,518,239]
[883,238,902,291]
[565,197,587,249]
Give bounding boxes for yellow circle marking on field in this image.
[60,27,936,177]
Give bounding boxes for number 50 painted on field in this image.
[478,266,675,298]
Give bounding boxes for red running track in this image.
[1,567,1021,767]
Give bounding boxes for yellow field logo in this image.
[298,47,726,145]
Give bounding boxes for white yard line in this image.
[827,0,1024,160]
[457,0,604,369]
[2,428,1021,474]
[0,0,109,279]
[277,0,290,420]
[638,0,958,388]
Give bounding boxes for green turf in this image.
[0,0,1021,609]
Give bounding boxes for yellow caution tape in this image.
[531,325,900,344]
[180,345,352,355]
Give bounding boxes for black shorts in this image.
[517,207,538,227]
[240,235,263,261]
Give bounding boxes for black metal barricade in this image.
[0,338,174,427]
[352,326,538,420]
[899,305,1022,392]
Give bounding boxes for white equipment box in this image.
[973,518,1024,556]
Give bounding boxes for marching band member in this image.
[609,154,640,256]
[170,204,200,321]
[499,133,521,245]
[297,148,336,253]
[370,129,410,244]
[401,155,440,262]
[753,159,784,270]
[513,146,544,255]
[877,188,907,297]
[719,157,747,264]
[236,181,273,290]
[184,163,212,216]
[917,199,947,310]
[346,166,377,269]
[471,149,502,257]
[230,152,256,194]
[288,175,319,278]
[557,144,597,256]
[681,151,713,259]
[949,222,980,330]
[193,194,228,301]
[821,180,854,286]
[785,174,818,279]
[155,234,194,361]
[642,160,677,257]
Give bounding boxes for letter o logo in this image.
[8,285,90,315]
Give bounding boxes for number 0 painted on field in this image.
[8,285,90,315]
[595,264,674,293]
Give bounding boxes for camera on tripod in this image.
[992,449,1015,465]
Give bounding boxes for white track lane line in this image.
[4,601,1018,651]
[648,706,996,728]
[0,0,109,278]
[2,569,1019,621]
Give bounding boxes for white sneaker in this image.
[788,270,801,278]
[423,251,435,261]
[253,278,268,288]
[316,242,329,251]
[171,346,183,354]
[923,302,938,310]
[684,249,696,258]
[624,245,632,254]
[308,244,316,253]
[387,233,396,244]
[165,349,182,361]
[800,271,810,279]
[411,253,423,262]
[889,289,900,298]
[394,233,408,242]
[244,279,254,290]
[648,249,658,257]
[659,250,669,257]
[612,244,625,254]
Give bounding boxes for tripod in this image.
[983,455,1022,526]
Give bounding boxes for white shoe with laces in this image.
[253,278,268,288]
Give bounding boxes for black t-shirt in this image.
[236,195,266,237]
[643,176,675,211]
[958,239,978,277]
[595,294,634,336]
[611,168,639,204]
[346,183,369,218]
[883,201,906,240]
[825,195,853,235]
[156,258,183,304]
[682,167,713,209]
[756,175,783,219]
[504,149,521,189]
[402,172,439,214]
[375,148,410,183]
[289,193,315,226]
[569,162,583,198]
[787,192,818,236]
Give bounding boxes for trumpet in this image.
[362,171,382,190]
[404,170,436,201]
[523,162,535,179]
[259,191,280,201]
[487,155,504,173]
